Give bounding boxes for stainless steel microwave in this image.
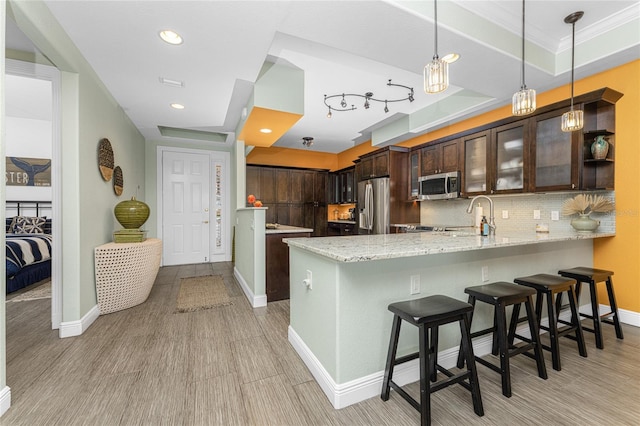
[418,171,460,200]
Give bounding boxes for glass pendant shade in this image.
[424,58,449,94]
[512,87,536,116]
[561,109,584,132]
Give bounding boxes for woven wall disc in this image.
[98,138,114,181]
[113,166,124,196]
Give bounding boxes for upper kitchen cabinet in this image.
[421,139,460,176]
[356,148,394,180]
[579,89,621,190]
[408,149,420,199]
[330,166,356,204]
[530,88,622,191]
[530,109,578,191]
[491,121,529,194]
[462,131,490,196]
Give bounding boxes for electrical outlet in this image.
[502,210,509,219]
[303,270,312,290]
[410,275,420,295]
[533,210,541,220]
[551,211,560,221]
[481,266,489,282]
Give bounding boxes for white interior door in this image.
[162,151,210,265]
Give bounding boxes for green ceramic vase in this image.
[570,213,600,233]
[590,136,609,160]
[114,197,150,229]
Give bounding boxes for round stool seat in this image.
[389,295,472,325]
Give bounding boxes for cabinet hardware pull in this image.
[203,221,209,224]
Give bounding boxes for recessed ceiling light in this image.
[159,30,183,45]
[170,103,185,110]
[442,53,460,64]
[260,128,272,134]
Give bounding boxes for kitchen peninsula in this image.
[284,229,614,409]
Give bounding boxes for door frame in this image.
[5,59,62,330]
[156,146,231,265]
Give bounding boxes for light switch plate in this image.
[533,210,541,220]
[551,211,560,221]
[502,210,509,219]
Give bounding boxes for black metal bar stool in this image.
[456,282,547,397]
[557,267,624,349]
[381,295,484,426]
[514,274,587,371]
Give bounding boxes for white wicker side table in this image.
[94,238,162,314]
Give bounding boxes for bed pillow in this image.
[11,216,47,234]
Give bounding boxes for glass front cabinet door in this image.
[491,121,527,194]
[532,109,579,191]
[463,131,489,195]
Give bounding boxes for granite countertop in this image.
[283,230,615,262]
[266,225,314,235]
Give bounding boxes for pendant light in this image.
[561,11,584,132]
[424,0,448,94]
[512,0,536,116]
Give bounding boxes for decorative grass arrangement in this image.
[561,194,615,216]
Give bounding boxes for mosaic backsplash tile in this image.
[420,191,615,234]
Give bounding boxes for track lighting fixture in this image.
[324,80,414,117]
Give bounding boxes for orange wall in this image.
[246,60,640,313]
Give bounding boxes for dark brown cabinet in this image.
[329,166,356,204]
[462,131,490,196]
[266,231,310,302]
[357,150,390,181]
[356,146,420,225]
[421,139,460,176]
[457,87,622,196]
[327,221,356,236]
[246,165,327,236]
[531,110,578,191]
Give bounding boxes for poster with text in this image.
[6,157,51,187]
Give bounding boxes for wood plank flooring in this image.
[3,261,640,425]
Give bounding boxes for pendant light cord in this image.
[520,0,526,90]
[570,20,576,108]
[433,0,439,59]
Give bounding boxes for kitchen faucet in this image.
[466,195,496,235]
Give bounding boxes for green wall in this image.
[6,0,146,322]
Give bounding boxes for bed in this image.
[5,201,53,294]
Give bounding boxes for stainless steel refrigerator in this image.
[358,177,390,234]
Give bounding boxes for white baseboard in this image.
[0,386,11,417]
[59,304,100,338]
[289,303,637,409]
[233,267,267,308]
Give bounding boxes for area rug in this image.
[7,281,51,302]
[175,275,232,313]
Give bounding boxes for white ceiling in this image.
[6,0,640,153]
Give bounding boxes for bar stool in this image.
[381,295,484,426]
[557,267,624,349]
[514,274,587,371]
[456,282,547,397]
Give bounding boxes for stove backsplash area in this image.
[420,191,615,234]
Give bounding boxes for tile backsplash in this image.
[420,191,615,234]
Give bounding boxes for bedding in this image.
[6,233,52,279]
